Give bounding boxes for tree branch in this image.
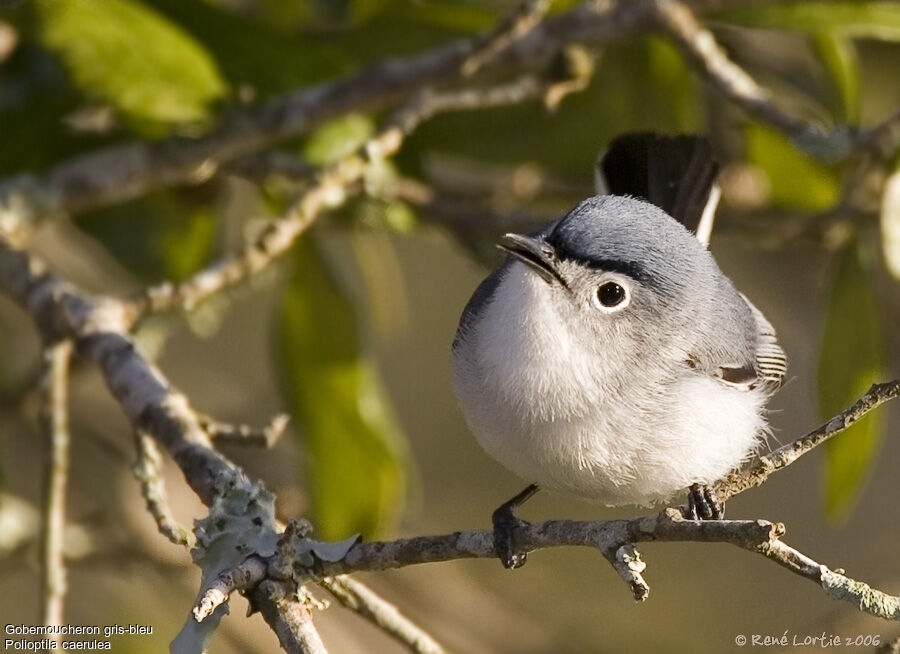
[249,581,329,654]
[319,576,445,654]
[39,340,73,647]
[300,510,899,621]
[0,233,311,649]
[0,0,653,229]
[2,2,898,647]
[132,431,196,547]
[715,379,900,502]
[200,413,290,448]
[652,0,900,159]
[127,73,581,319]
[194,556,267,622]
[462,0,553,77]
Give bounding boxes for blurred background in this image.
[0,0,899,652]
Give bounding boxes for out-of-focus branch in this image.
[320,576,445,654]
[200,413,290,448]
[463,0,553,77]
[0,236,311,650]
[39,340,73,647]
[223,151,317,184]
[0,0,658,230]
[654,0,806,136]
[715,378,900,502]
[128,72,588,319]
[132,432,195,548]
[653,0,900,159]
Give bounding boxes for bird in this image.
[451,133,786,569]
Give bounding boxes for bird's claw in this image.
[492,505,531,569]
[684,483,724,520]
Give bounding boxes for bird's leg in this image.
[492,484,539,569]
[684,483,725,520]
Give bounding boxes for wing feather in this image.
[741,294,787,390]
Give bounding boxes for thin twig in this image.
[463,0,553,77]
[224,152,317,184]
[132,432,196,548]
[201,413,290,448]
[194,556,267,622]
[40,340,73,648]
[716,379,900,502]
[320,576,445,654]
[250,581,330,654]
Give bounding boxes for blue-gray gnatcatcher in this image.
[451,133,786,568]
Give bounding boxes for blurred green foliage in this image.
[303,114,375,166]
[73,190,218,283]
[817,242,886,523]
[36,0,227,134]
[812,34,860,124]
[1,0,899,535]
[717,2,900,40]
[276,238,406,540]
[744,124,841,210]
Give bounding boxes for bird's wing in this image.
[686,283,787,393]
[700,296,786,392]
[741,294,788,390]
[595,132,720,240]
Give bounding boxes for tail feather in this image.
[596,133,720,240]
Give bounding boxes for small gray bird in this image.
[451,134,786,568]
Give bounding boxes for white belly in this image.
[455,367,765,505]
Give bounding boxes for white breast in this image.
[452,264,766,506]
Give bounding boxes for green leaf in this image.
[73,190,217,283]
[881,167,900,280]
[35,0,226,131]
[817,242,886,523]
[143,0,349,97]
[303,114,375,166]
[812,33,860,125]
[718,2,900,41]
[744,124,841,211]
[275,237,406,540]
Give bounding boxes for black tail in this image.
[596,133,720,237]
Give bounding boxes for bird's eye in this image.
[594,282,628,310]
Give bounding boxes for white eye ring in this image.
[592,280,631,313]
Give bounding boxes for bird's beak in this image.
[497,233,564,286]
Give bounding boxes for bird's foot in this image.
[491,484,538,569]
[492,505,531,569]
[684,483,725,520]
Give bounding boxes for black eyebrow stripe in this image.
[572,257,648,281]
[543,232,652,284]
[553,251,650,283]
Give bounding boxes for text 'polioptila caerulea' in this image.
[451,133,786,568]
